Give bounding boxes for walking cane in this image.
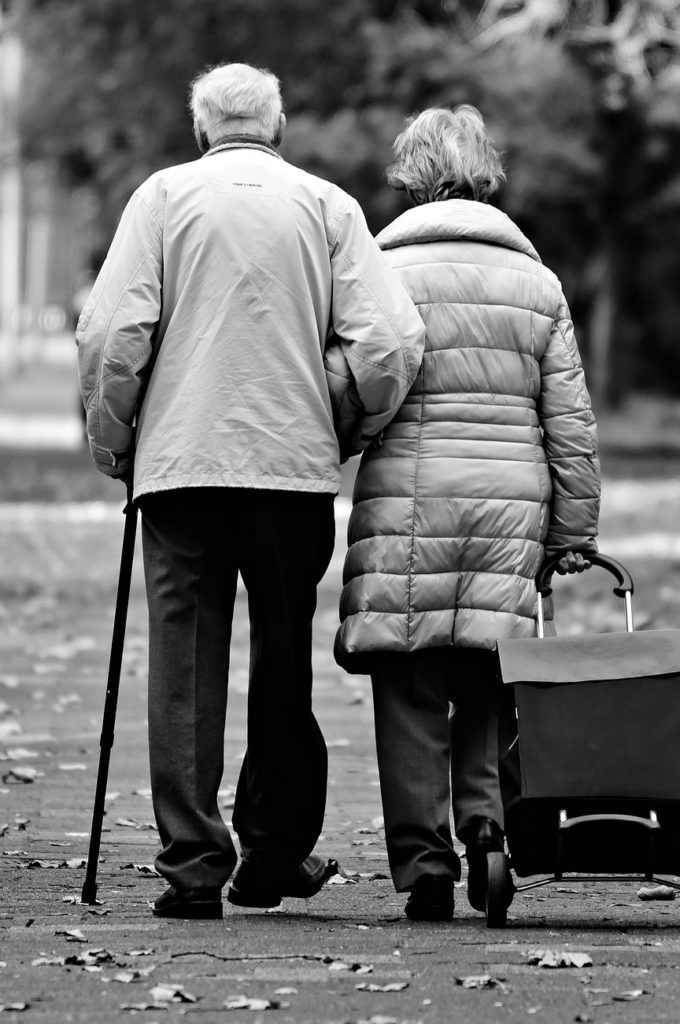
[81,484,139,904]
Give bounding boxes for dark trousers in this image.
[140,487,334,891]
[371,648,507,892]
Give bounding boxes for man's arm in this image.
[327,195,425,451]
[76,186,163,478]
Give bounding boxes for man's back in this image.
[78,141,423,500]
[136,143,343,496]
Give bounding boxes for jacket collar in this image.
[203,135,282,159]
[376,199,541,263]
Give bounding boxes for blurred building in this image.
[0,2,81,373]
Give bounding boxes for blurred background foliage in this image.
[15,0,680,406]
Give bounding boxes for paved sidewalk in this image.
[1,498,680,1023]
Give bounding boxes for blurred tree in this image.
[17,0,680,401]
[19,0,370,248]
[470,0,680,403]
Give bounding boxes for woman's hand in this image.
[554,550,592,575]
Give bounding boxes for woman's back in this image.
[336,199,599,667]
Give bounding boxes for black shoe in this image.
[152,885,223,919]
[464,817,511,913]
[227,854,338,909]
[405,875,454,921]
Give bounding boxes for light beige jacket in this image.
[77,142,425,500]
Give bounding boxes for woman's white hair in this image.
[387,105,505,205]
[189,62,283,142]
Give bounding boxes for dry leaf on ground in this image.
[356,982,409,992]
[224,995,286,1010]
[55,928,86,942]
[149,984,196,1004]
[456,974,505,989]
[526,950,592,968]
[613,989,649,1001]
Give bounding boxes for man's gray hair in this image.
[189,62,283,142]
[387,105,505,205]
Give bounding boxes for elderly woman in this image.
[333,106,600,921]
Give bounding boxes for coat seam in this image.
[405,386,426,646]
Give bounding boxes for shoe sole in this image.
[226,887,282,909]
[153,902,223,920]
[227,859,338,909]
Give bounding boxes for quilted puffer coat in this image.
[334,199,600,671]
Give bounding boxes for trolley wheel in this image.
[485,851,510,928]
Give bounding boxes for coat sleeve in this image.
[76,186,162,477]
[538,294,601,556]
[327,195,425,451]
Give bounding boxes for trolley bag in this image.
[496,552,680,880]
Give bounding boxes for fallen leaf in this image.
[274,987,297,995]
[66,949,115,968]
[2,749,39,761]
[3,767,43,784]
[120,1003,165,1012]
[358,1017,399,1024]
[149,984,196,1004]
[456,975,504,989]
[127,949,155,957]
[326,960,373,973]
[32,957,66,967]
[0,1004,29,1013]
[526,950,593,969]
[115,818,157,831]
[224,996,285,1010]
[613,990,649,1001]
[327,874,357,885]
[0,722,22,741]
[637,885,676,901]
[122,863,160,876]
[44,638,95,659]
[114,971,144,984]
[356,982,409,992]
[55,928,86,942]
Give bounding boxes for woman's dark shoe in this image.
[404,875,454,921]
[227,854,338,909]
[152,885,223,919]
[464,817,512,913]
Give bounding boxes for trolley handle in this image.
[536,551,634,598]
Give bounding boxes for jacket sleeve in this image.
[76,186,162,477]
[327,195,425,450]
[538,294,601,556]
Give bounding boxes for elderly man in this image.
[77,62,424,919]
